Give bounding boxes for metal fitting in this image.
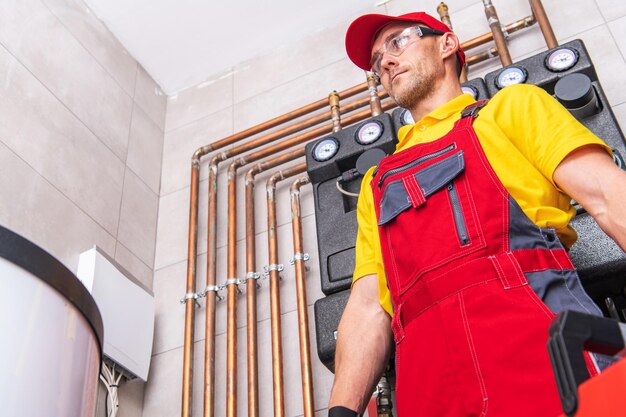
[246,271,262,289]
[263,264,285,280]
[224,277,246,294]
[180,292,202,307]
[289,252,310,265]
[203,284,225,301]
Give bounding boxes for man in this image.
[327,11,626,417]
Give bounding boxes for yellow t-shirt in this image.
[353,84,611,316]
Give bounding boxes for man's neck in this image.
[409,81,463,122]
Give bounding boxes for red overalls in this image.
[370,101,600,417]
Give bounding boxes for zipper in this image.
[378,144,455,188]
[447,182,469,245]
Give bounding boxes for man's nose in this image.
[380,52,399,73]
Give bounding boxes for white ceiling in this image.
[84,0,383,95]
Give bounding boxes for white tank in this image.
[0,226,103,417]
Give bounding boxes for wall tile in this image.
[0,43,125,235]
[116,378,146,417]
[0,141,116,272]
[115,242,154,292]
[612,102,626,133]
[234,59,365,133]
[142,346,184,416]
[135,65,167,130]
[117,168,159,267]
[595,0,626,22]
[608,16,626,101]
[154,180,208,270]
[161,107,233,196]
[232,8,378,105]
[166,72,233,132]
[152,252,218,355]
[42,0,138,96]
[0,0,133,160]
[127,103,164,194]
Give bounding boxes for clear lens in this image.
[369,26,436,75]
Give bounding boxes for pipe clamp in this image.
[203,285,225,301]
[289,252,310,265]
[180,292,202,307]
[246,271,262,289]
[263,264,284,279]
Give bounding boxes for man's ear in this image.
[439,32,460,60]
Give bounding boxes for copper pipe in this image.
[245,177,260,417]
[266,162,308,417]
[203,156,218,417]
[466,46,499,66]
[482,0,512,66]
[224,97,394,413]
[200,87,386,417]
[329,91,342,133]
[196,82,368,159]
[244,147,308,417]
[366,72,383,116]
[437,2,453,30]
[436,2,469,83]
[226,162,239,417]
[529,0,557,49]
[460,14,536,52]
[182,162,200,417]
[245,148,308,416]
[289,175,315,417]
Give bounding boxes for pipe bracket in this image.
[289,252,310,265]
[246,271,262,289]
[180,292,202,307]
[500,23,510,38]
[225,277,246,294]
[203,285,225,301]
[263,264,284,280]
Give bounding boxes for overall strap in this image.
[456,99,489,129]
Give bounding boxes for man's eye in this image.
[392,35,409,51]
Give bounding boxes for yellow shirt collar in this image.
[397,93,476,148]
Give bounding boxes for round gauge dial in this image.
[355,120,384,145]
[495,66,528,89]
[312,137,339,162]
[401,109,415,125]
[461,85,479,99]
[545,47,579,72]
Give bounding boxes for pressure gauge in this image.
[355,120,384,145]
[495,66,528,89]
[312,137,339,162]
[461,85,479,99]
[545,47,579,72]
[400,109,415,126]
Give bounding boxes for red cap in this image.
[345,11,466,72]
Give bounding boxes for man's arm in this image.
[328,274,394,413]
[553,145,626,251]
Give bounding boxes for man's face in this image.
[370,22,444,109]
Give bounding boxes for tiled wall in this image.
[0,1,165,416]
[151,0,626,417]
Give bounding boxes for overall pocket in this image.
[378,150,485,294]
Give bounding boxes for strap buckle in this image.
[461,99,489,119]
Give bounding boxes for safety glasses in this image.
[370,26,445,75]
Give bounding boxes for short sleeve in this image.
[493,84,611,186]
[352,166,380,283]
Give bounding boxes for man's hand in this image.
[328,274,393,414]
[554,145,626,251]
